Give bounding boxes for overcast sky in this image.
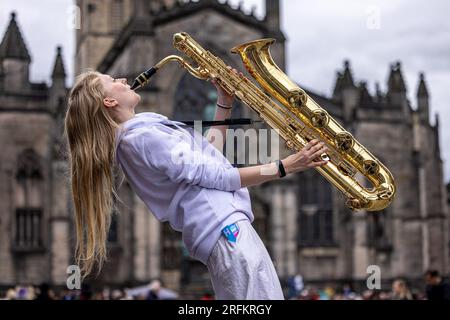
[1,0,449,181]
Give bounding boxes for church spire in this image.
[332,60,358,124]
[332,60,355,101]
[51,46,66,79]
[341,60,354,88]
[386,61,408,110]
[417,72,429,124]
[417,72,428,98]
[0,12,31,61]
[265,0,280,31]
[0,12,31,90]
[387,62,406,93]
[50,46,67,115]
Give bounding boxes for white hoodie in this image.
[115,112,254,264]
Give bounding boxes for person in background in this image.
[391,279,413,300]
[34,283,54,300]
[79,283,93,300]
[424,270,450,300]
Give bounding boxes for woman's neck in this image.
[116,110,135,124]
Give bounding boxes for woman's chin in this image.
[134,92,141,103]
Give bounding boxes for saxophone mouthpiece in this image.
[131,67,158,91]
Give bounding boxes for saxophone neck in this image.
[131,54,206,91]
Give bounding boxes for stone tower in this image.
[0,12,70,287]
[75,0,134,73]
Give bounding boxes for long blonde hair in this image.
[64,70,122,279]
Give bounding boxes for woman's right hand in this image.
[281,139,329,175]
[238,139,329,188]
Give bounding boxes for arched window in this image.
[173,71,245,168]
[161,222,182,270]
[173,71,243,125]
[363,154,392,250]
[297,170,334,247]
[251,192,271,249]
[367,209,392,251]
[13,149,44,251]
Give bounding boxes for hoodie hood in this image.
[114,112,185,164]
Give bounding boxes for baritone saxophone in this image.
[130,32,396,211]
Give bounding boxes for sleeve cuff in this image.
[227,166,242,191]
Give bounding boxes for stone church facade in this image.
[0,0,448,296]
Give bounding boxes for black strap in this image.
[276,159,286,178]
[167,118,263,128]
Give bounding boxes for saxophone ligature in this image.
[130,32,396,211]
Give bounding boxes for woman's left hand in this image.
[211,67,242,108]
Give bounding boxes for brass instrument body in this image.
[134,32,396,211]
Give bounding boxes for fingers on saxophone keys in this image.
[231,68,243,77]
[317,149,329,160]
[227,65,242,77]
[305,139,319,150]
[312,147,329,161]
[312,160,329,167]
[307,141,324,154]
[226,66,235,73]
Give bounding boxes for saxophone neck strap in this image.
[168,118,263,128]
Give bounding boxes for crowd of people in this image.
[0,280,179,300]
[288,280,421,300]
[1,270,449,301]
[287,270,450,300]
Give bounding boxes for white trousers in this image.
[206,219,285,300]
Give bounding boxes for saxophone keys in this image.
[377,183,394,200]
[199,69,209,78]
[320,153,330,161]
[346,198,363,210]
[335,132,354,152]
[288,89,307,108]
[363,160,379,175]
[337,161,355,176]
[311,110,329,128]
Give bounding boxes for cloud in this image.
[2,0,450,180]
